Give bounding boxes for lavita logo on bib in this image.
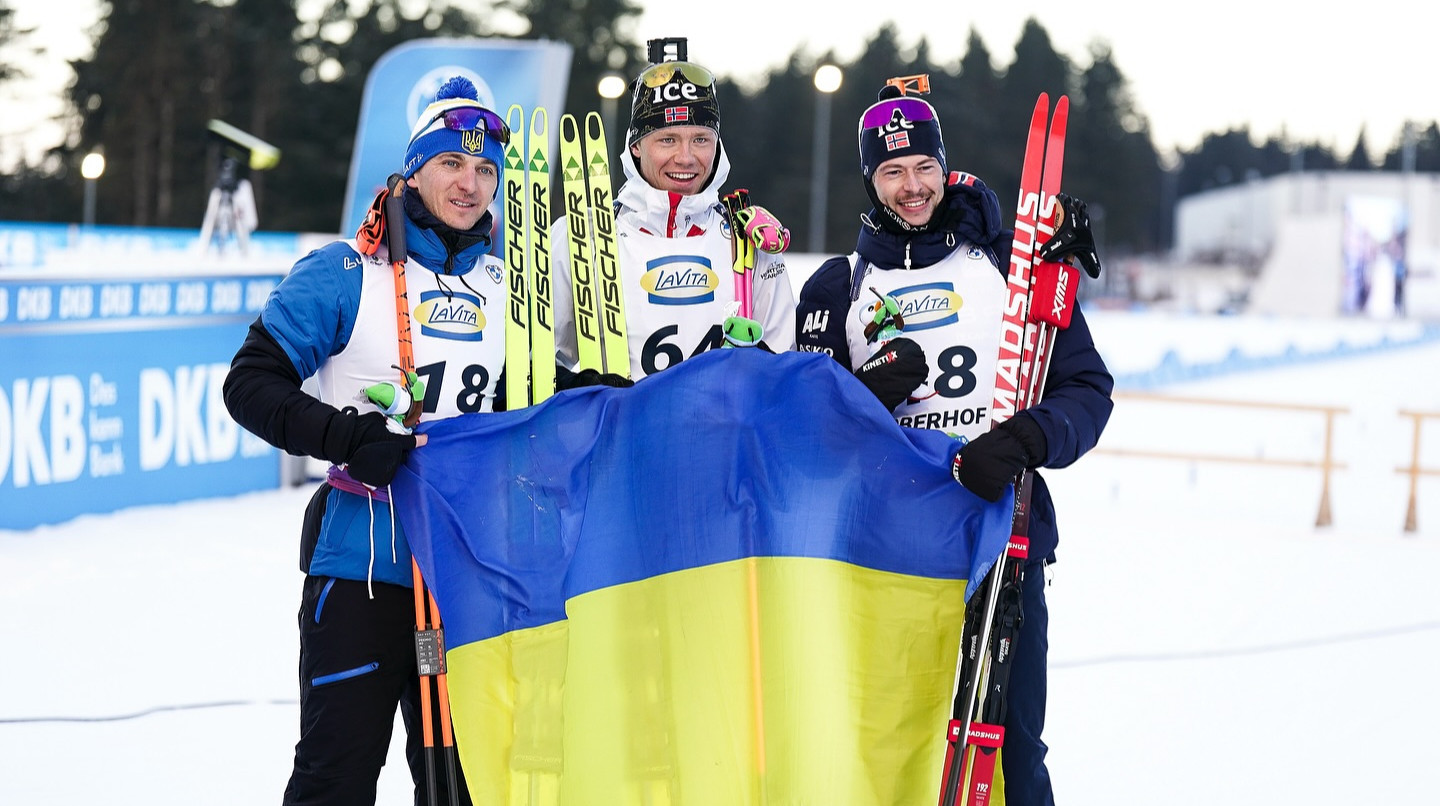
[415,289,486,341]
[858,282,963,331]
[640,255,718,305]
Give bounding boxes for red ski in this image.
[937,92,1072,806]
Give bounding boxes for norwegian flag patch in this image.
[664,106,691,123]
[885,131,910,151]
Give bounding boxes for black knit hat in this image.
[857,83,948,183]
[627,59,721,148]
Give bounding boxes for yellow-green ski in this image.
[560,113,603,372]
[528,108,557,403]
[502,104,531,408]
[584,111,629,377]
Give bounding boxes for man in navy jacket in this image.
[795,80,1113,806]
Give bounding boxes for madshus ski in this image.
[937,92,1083,806]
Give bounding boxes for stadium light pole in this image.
[598,73,628,173]
[810,64,843,253]
[81,151,106,227]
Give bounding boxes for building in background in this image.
[1172,171,1440,318]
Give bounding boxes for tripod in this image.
[199,157,257,254]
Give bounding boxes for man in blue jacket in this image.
[795,79,1113,806]
[223,76,507,805]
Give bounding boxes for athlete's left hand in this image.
[555,366,634,391]
[735,205,791,254]
[951,414,1048,502]
[1037,193,1102,278]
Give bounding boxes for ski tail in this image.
[584,111,629,378]
[560,113,604,372]
[503,104,531,409]
[528,107,557,404]
[940,92,1075,806]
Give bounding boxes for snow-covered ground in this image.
[3,310,1438,805]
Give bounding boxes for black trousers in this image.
[282,574,472,806]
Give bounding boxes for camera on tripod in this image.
[200,121,281,255]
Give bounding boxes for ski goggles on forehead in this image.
[426,106,511,145]
[637,61,715,89]
[860,97,938,131]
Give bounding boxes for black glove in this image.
[1037,192,1102,278]
[329,409,417,487]
[951,414,1048,502]
[853,337,927,411]
[555,365,635,391]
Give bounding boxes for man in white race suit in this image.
[550,39,795,386]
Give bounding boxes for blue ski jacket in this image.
[224,203,501,588]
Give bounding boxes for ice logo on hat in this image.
[880,108,915,133]
[407,66,497,128]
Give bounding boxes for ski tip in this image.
[530,107,547,133]
[586,111,605,140]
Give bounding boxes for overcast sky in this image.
[2,0,1432,167]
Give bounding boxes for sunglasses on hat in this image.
[426,105,512,146]
[860,97,938,132]
[637,61,715,89]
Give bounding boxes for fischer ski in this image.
[501,105,559,408]
[560,113,602,372]
[503,104,532,409]
[528,108,557,404]
[938,92,1073,806]
[559,112,629,378]
[585,112,629,378]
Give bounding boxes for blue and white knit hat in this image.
[402,76,507,180]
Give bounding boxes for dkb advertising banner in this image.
[0,273,284,529]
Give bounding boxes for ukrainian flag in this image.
[395,348,1012,805]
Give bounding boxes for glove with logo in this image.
[1037,192,1102,278]
[734,205,791,254]
[555,365,635,391]
[951,413,1048,502]
[853,337,927,411]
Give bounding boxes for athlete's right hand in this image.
[853,337,927,411]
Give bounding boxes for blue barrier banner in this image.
[341,37,573,236]
[0,273,284,529]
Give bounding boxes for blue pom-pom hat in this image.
[403,76,508,180]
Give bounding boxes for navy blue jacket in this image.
[796,178,1113,562]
